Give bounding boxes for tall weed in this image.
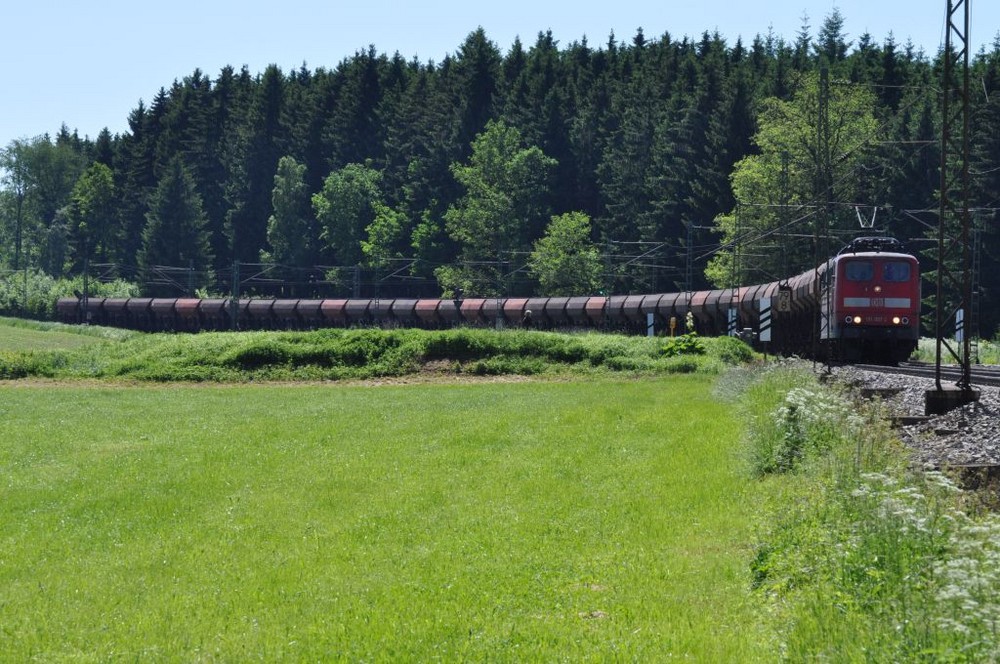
[738,362,1000,660]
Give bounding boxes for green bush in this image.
[469,354,547,375]
[425,328,590,365]
[424,329,493,360]
[0,351,32,379]
[582,339,634,365]
[602,355,646,371]
[0,350,60,379]
[729,363,1000,660]
[662,356,702,374]
[733,364,854,476]
[222,340,293,369]
[752,450,1000,660]
[710,336,756,364]
[369,338,427,376]
[761,386,862,474]
[509,333,588,363]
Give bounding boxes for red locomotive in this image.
[722,237,921,364]
[822,237,921,363]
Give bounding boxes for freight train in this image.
[56,237,922,364]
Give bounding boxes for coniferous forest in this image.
[3,11,1000,331]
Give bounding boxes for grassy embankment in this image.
[0,316,750,381]
[740,364,1000,661]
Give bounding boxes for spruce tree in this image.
[117,101,159,270]
[453,29,503,155]
[324,47,383,169]
[225,65,285,265]
[970,64,1000,334]
[814,8,851,66]
[138,158,214,294]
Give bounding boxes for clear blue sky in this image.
[3,0,998,149]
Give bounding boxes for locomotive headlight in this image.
[874,285,882,293]
[853,316,862,324]
[892,316,901,325]
[844,315,853,324]
[902,317,909,325]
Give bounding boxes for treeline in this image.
[2,12,1000,325]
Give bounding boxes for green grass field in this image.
[6,318,998,659]
[0,377,775,660]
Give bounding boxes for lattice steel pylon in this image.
[933,0,974,395]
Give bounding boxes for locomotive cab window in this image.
[882,261,911,282]
[844,261,874,281]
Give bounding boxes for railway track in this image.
[853,361,1000,388]
[846,360,1000,474]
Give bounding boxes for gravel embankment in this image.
[833,366,1000,467]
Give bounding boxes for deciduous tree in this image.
[529,211,602,295]
[67,162,117,271]
[438,120,555,296]
[263,156,313,266]
[707,71,880,286]
[0,139,33,270]
[312,162,383,267]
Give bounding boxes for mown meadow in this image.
[2,376,772,660]
[2,318,1000,660]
